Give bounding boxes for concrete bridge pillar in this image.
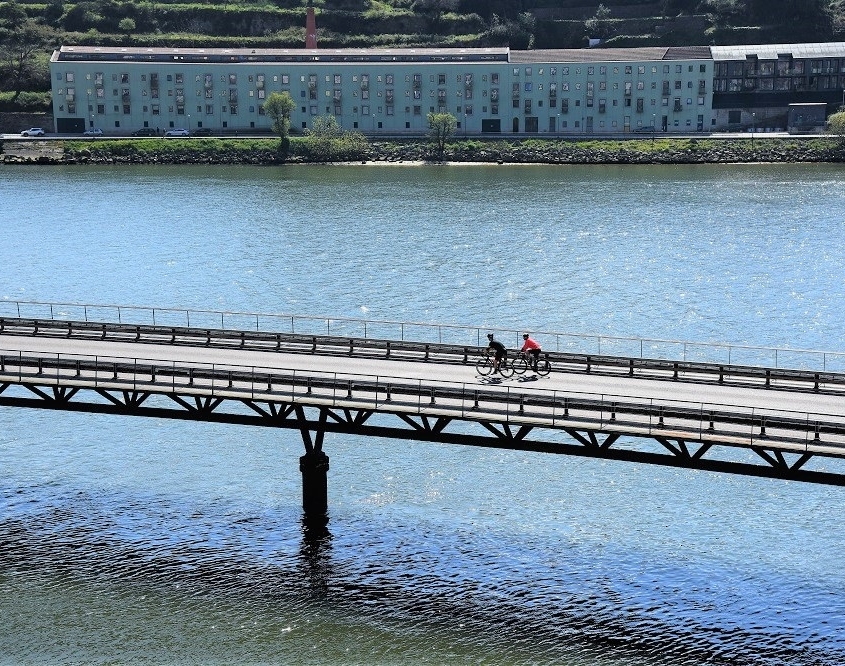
[299,450,330,516]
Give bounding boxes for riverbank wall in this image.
[2,136,844,165]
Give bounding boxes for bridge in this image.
[3,301,845,516]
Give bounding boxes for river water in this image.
[2,162,845,665]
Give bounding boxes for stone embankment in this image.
[2,137,843,165]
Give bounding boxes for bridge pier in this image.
[299,451,330,516]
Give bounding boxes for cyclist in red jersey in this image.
[521,333,541,371]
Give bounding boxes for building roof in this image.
[509,46,711,63]
[711,42,845,60]
[52,45,510,64]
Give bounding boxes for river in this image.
[2,162,845,665]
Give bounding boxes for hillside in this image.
[1,0,843,107]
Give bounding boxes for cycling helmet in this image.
[487,333,494,340]
[522,333,530,339]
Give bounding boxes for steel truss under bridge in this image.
[2,351,845,495]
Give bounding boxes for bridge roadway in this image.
[3,316,845,509]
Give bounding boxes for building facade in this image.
[711,42,845,131]
[48,45,712,136]
[48,42,845,136]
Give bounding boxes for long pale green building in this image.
[49,44,715,136]
[48,41,845,137]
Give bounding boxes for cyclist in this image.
[486,333,507,373]
[521,333,542,371]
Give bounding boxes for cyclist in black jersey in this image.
[486,333,507,373]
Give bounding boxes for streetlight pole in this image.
[652,113,656,148]
[751,112,755,151]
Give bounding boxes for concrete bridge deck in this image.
[3,313,845,512]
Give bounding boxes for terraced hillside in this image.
[0,0,842,108]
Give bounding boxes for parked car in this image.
[21,127,45,137]
[131,127,157,136]
[634,125,657,133]
[165,128,190,137]
[83,128,104,136]
[192,127,213,136]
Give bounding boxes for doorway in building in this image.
[525,117,538,133]
[512,117,520,133]
[481,119,501,133]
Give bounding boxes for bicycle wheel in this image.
[511,354,528,375]
[475,356,494,376]
[498,358,515,378]
[536,356,551,376]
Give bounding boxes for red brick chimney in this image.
[306,6,317,49]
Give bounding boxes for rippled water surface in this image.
[2,163,845,664]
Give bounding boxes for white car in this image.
[83,128,103,136]
[165,128,190,137]
[21,127,45,137]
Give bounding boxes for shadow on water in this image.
[298,513,333,598]
[2,483,845,665]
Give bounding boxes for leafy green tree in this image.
[0,1,28,30]
[264,91,295,139]
[118,17,136,37]
[303,115,368,161]
[412,0,459,32]
[827,111,845,143]
[427,111,456,160]
[0,21,53,102]
[586,4,614,41]
[483,12,534,49]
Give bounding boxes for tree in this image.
[412,0,459,32]
[827,111,845,143]
[118,17,136,38]
[586,4,614,41]
[427,111,456,160]
[483,12,534,49]
[0,1,28,31]
[0,21,53,102]
[263,91,295,140]
[303,115,368,161]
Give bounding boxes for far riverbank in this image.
[2,136,843,166]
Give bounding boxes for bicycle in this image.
[475,350,514,378]
[511,350,551,376]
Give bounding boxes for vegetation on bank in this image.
[6,136,836,166]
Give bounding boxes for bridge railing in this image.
[3,298,845,372]
[2,347,845,456]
